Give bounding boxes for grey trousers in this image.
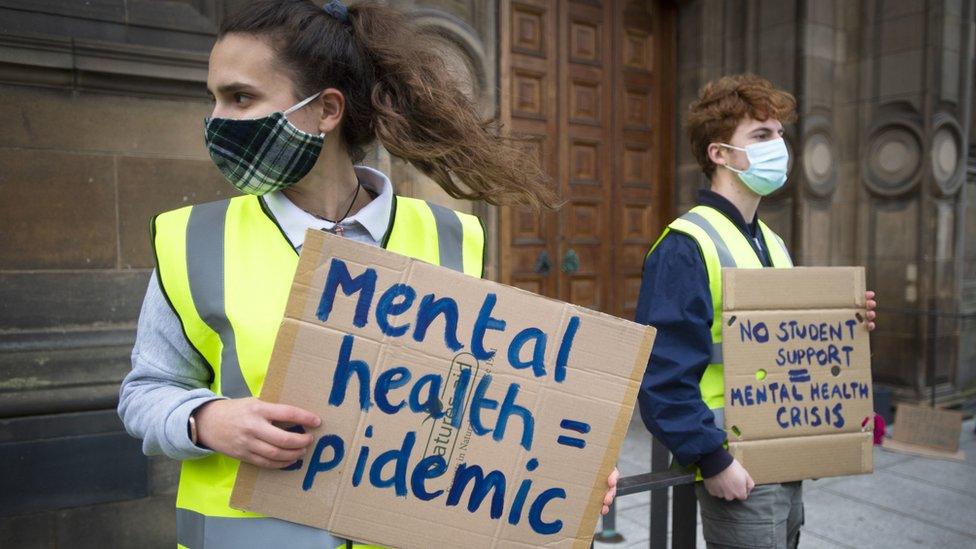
[695,481,804,549]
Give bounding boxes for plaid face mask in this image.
[204,92,325,195]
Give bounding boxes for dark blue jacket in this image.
[635,189,773,478]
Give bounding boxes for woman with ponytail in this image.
[118,1,615,546]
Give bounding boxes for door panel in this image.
[558,0,611,311]
[611,0,672,320]
[500,0,559,297]
[500,0,674,317]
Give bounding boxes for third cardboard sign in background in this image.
[882,403,965,461]
[721,267,874,485]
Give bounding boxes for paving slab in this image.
[870,445,916,470]
[803,487,975,549]
[884,454,976,494]
[821,468,976,536]
[805,445,912,493]
[595,417,976,547]
[798,529,852,549]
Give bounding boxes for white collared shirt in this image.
[262,165,394,250]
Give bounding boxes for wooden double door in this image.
[499,0,675,320]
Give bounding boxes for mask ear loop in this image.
[284,91,323,115]
[283,91,327,138]
[718,143,748,174]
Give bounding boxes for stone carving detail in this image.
[802,130,837,198]
[863,120,924,197]
[930,114,964,197]
[413,10,490,107]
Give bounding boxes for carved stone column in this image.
[852,0,974,399]
[673,0,976,399]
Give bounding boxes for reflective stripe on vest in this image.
[681,211,739,270]
[385,196,485,277]
[670,210,739,365]
[649,205,792,478]
[153,194,485,547]
[186,200,250,398]
[427,201,464,271]
[177,509,346,549]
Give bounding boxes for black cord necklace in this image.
[323,182,362,237]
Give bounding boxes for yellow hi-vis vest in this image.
[650,205,793,479]
[152,194,485,549]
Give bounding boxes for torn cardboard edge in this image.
[572,326,656,545]
[232,322,301,512]
[729,431,873,485]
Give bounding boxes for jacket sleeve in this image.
[634,232,733,478]
[117,270,226,461]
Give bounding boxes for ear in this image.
[316,88,345,134]
[706,142,726,170]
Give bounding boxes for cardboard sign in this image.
[230,230,655,548]
[722,267,874,484]
[890,403,963,453]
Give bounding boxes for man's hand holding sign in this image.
[228,230,653,548]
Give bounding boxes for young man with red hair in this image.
[636,74,877,548]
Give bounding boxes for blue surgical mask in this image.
[720,138,790,196]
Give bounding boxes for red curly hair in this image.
[686,74,797,179]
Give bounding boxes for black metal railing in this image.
[592,438,697,548]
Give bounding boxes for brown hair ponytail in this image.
[220,0,556,209]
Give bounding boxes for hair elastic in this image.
[323,0,350,24]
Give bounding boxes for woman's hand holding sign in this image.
[601,467,619,515]
[195,398,321,469]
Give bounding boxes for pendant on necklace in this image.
[333,224,344,237]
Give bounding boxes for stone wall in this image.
[0,2,222,544]
[0,0,496,545]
